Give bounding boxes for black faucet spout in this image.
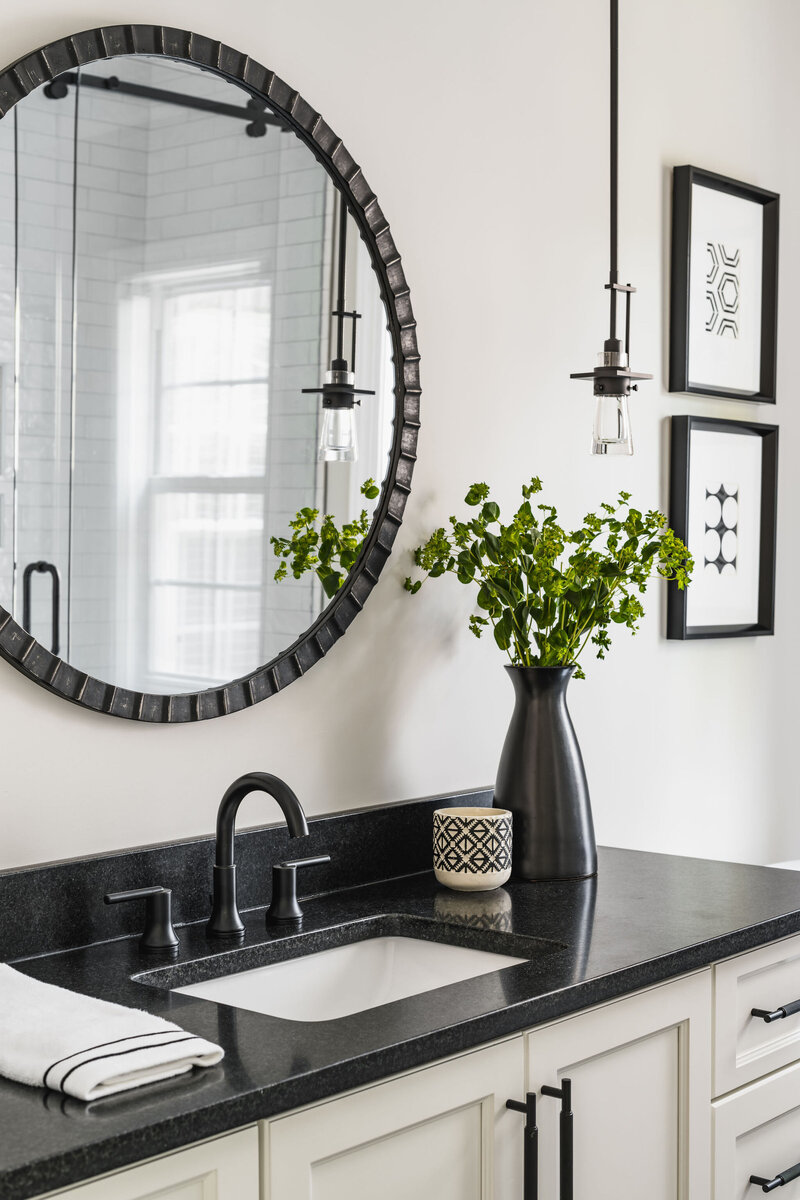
[207,772,310,940]
[214,771,309,868]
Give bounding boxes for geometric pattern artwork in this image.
[706,242,740,338]
[704,482,739,575]
[433,814,512,875]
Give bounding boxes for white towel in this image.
[0,965,224,1101]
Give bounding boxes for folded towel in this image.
[0,965,223,1101]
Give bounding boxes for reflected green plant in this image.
[404,477,693,677]
[271,479,380,599]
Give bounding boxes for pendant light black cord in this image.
[335,199,347,364]
[609,0,619,341]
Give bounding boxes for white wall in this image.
[0,0,798,871]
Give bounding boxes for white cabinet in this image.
[41,1127,259,1200]
[262,972,714,1199]
[714,1059,800,1195]
[714,932,800,1093]
[526,970,712,1199]
[710,933,800,1197]
[262,1036,524,1200]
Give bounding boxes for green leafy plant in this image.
[404,477,693,677]
[271,478,380,599]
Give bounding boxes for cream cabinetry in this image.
[714,1060,800,1195]
[262,1036,524,1200]
[711,932,800,1196]
[262,972,712,1199]
[527,969,712,1199]
[39,1127,259,1200]
[714,931,800,1093]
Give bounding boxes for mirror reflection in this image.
[0,55,394,694]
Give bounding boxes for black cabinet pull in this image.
[751,999,800,1023]
[506,1092,537,1200]
[750,1161,800,1191]
[22,561,61,655]
[541,1078,573,1200]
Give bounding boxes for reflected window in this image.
[122,272,272,689]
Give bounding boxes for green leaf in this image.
[465,483,490,507]
[483,531,502,562]
[493,610,512,650]
[319,570,344,598]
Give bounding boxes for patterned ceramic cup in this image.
[433,807,513,892]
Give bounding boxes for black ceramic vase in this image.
[494,665,597,881]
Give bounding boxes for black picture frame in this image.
[667,416,778,640]
[669,165,779,403]
[0,25,420,722]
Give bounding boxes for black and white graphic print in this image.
[704,482,738,575]
[433,815,512,875]
[706,242,740,338]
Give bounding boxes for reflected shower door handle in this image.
[22,561,61,655]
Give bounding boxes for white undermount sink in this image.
[173,935,527,1022]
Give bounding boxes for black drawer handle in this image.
[506,1093,538,1199]
[541,1079,573,1200]
[750,1161,800,1191]
[751,999,800,1023]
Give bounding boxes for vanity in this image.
[3,806,800,1200]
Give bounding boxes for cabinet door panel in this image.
[714,933,800,1094]
[526,971,712,1200]
[45,1128,259,1200]
[263,1038,524,1200]
[713,1058,800,1197]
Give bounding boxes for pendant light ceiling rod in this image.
[608,0,618,338]
[334,197,348,364]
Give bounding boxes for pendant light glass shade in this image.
[318,403,358,462]
[592,393,633,456]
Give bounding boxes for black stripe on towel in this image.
[43,1029,185,1090]
[58,1035,199,1093]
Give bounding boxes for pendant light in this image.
[303,201,374,462]
[570,0,651,455]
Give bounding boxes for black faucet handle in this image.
[266,854,331,925]
[281,854,331,870]
[104,886,179,952]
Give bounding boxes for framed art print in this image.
[669,166,779,402]
[667,416,778,640]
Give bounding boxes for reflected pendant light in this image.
[303,201,375,462]
[570,0,652,454]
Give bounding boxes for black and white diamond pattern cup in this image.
[433,807,513,892]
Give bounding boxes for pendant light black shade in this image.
[570,0,652,455]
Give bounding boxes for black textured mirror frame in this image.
[0,25,420,722]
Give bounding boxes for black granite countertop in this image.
[4,845,800,1199]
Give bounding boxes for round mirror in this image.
[0,28,418,720]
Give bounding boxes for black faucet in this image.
[207,772,313,939]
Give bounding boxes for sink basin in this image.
[173,935,528,1022]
